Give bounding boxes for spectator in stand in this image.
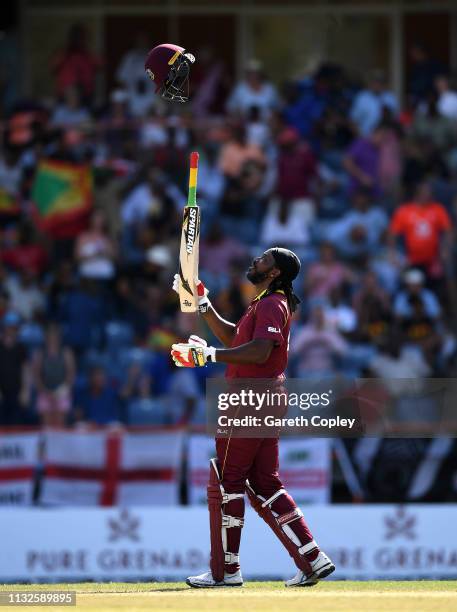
[399,294,442,370]
[1,221,48,276]
[245,105,272,152]
[5,268,45,321]
[47,260,76,321]
[214,261,255,322]
[290,303,348,378]
[57,277,107,355]
[350,70,399,136]
[389,180,452,281]
[116,32,155,118]
[191,47,230,117]
[75,209,116,283]
[218,121,266,180]
[32,323,76,427]
[326,187,389,262]
[434,74,457,120]
[352,271,392,345]
[324,286,358,336]
[408,42,444,105]
[343,123,387,197]
[282,65,332,140]
[73,364,121,425]
[51,23,102,104]
[0,148,23,198]
[51,86,92,128]
[226,59,279,120]
[120,360,152,404]
[121,166,183,228]
[394,269,441,321]
[410,92,457,151]
[102,89,137,159]
[0,312,30,425]
[276,127,317,202]
[368,333,431,381]
[260,195,314,251]
[306,242,355,300]
[199,222,248,283]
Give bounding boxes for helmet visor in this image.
[161,55,191,103]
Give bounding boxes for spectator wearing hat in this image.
[0,312,30,425]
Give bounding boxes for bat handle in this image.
[190,151,199,168]
[188,151,199,206]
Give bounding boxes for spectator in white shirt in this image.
[5,269,45,321]
[435,74,457,120]
[51,86,91,128]
[350,70,398,136]
[226,59,279,120]
[116,32,155,118]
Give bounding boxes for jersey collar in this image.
[252,289,285,302]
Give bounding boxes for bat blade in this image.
[178,204,200,312]
[179,151,200,313]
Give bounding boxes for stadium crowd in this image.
[1,26,457,429]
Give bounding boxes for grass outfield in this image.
[0,582,456,612]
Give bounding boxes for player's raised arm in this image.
[172,275,236,347]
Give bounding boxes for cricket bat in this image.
[178,151,200,312]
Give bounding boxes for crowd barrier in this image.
[1,504,456,581]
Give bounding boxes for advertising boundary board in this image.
[1,505,456,581]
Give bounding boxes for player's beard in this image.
[246,267,270,285]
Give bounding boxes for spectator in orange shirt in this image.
[218,121,266,180]
[389,181,452,281]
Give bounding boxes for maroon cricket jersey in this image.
[225,291,291,379]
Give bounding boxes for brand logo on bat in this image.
[183,300,192,307]
[186,208,198,254]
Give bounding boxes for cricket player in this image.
[171,247,335,587]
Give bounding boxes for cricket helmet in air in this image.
[144,43,196,103]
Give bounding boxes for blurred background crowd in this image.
[1,20,457,436]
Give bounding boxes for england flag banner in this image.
[0,432,40,506]
[41,430,184,506]
[188,435,330,505]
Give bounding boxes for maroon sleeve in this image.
[252,296,288,345]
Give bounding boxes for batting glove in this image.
[172,274,211,314]
[171,334,216,367]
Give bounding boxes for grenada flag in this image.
[31,160,93,238]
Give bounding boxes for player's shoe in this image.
[285,551,335,587]
[186,569,243,588]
